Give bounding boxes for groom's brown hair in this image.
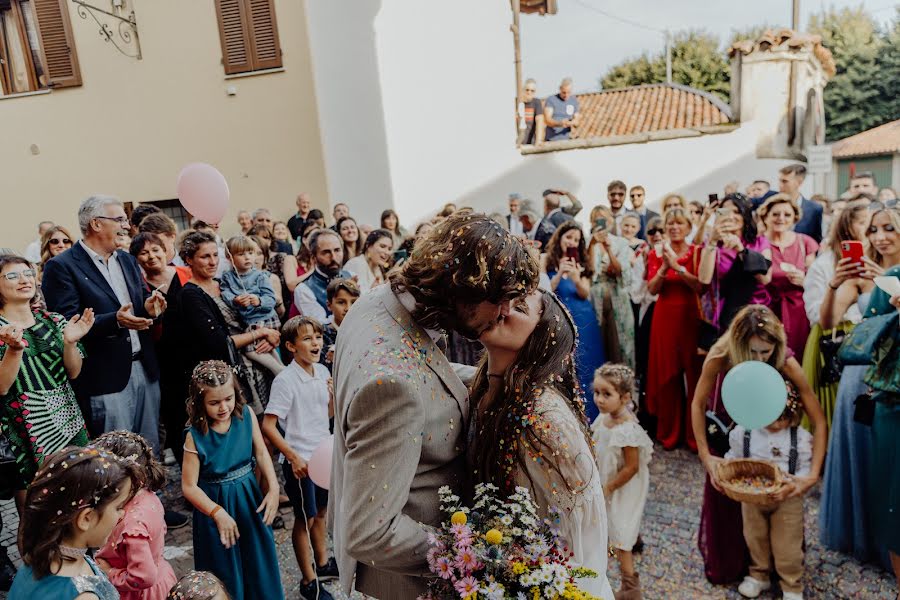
[390,210,539,331]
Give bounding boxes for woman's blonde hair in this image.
[865,207,900,265]
[757,193,800,225]
[661,193,687,210]
[39,225,74,266]
[710,304,787,370]
[663,207,692,228]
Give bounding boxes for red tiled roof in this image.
[729,28,836,78]
[571,82,732,140]
[831,119,900,158]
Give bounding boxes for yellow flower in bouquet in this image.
[484,529,503,545]
[450,511,467,526]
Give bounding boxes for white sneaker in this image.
[738,576,771,598]
[782,592,804,600]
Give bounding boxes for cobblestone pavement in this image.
[2,444,896,599]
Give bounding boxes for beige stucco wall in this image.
[0,0,328,252]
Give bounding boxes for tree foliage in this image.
[599,31,730,101]
[809,7,898,141]
[598,9,900,140]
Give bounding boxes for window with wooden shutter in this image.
[31,0,80,88]
[215,0,282,75]
[0,0,79,94]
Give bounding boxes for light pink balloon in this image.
[308,434,334,490]
[176,163,230,224]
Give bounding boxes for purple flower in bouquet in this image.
[451,523,474,547]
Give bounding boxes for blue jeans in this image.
[90,361,161,454]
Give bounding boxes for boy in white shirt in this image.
[261,316,337,600]
[726,393,813,600]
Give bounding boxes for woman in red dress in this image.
[646,208,704,450]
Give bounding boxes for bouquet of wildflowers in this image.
[419,483,604,600]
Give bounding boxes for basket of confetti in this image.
[717,459,783,506]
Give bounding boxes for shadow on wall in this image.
[452,154,580,216]
[304,0,394,226]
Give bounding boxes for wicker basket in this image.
[717,459,783,506]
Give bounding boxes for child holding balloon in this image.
[260,316,337,600]
[725,388,812,600]
[181,360,283,600]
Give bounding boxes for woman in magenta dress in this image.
[698,193,773,339]
[645,208,703,451]
[760,194,818,358]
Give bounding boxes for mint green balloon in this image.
[722,361,787,429]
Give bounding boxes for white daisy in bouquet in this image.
[418,483,606,600]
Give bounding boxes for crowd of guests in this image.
[0,162,899,599]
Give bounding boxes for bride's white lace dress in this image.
[511,389,614,598]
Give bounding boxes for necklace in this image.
[59,545,88,561]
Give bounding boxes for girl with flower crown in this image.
[470,288,613,598]
[181,360,283,600]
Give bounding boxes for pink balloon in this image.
[308,434,334,490]
[176,163,230,224]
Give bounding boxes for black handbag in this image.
[0,430,18,500]
[819,326,847,385]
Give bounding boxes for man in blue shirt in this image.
[543,77,580,141]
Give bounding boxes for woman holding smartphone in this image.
[588,206,635,368]
[697,193,772,338]
[544,221,605,421]
[818,206,899,571]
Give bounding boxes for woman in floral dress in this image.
[0,254,93,511]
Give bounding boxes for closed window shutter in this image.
[246,0,281,70]
[215,0,281,75]
[31,0,81,88]
[216,0,252,74]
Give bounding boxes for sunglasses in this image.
[3,269,36,281]
[646,228,663,236]
[49,237,72,245]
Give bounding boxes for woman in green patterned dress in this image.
[0,254,94,513]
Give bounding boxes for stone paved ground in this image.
[2,444,896,599]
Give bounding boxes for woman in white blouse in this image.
[342,229,393,293]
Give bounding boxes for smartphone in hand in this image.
[840,240,864,265]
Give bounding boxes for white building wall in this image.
[304,1,812,231]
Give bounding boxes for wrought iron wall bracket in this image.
[70,0,142,59]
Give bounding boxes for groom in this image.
[329,211,539,598]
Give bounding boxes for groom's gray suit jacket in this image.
[328,284,473,599]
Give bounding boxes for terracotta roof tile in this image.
[831,119,900,158]
[729,28,835,78]
[571,83,731,140]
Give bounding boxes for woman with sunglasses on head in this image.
[0,254,94,520]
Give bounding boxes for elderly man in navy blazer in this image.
[778,164,823,244]
[43,195,166,452]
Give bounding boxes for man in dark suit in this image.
[534,189,582,249]
[43,196,167,451]
[778,164,823,243]
[628,185,659,239]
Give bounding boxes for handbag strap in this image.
[788,426,799,475]
[743,430,751,458]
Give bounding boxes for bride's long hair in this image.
[469,290,593,494]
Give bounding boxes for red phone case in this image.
[841,241,864,264]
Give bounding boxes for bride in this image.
[470,288,613,598]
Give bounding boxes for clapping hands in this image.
[63,308,95,344]
[0,324,26,351]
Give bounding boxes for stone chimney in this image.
[729,29,835,159]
